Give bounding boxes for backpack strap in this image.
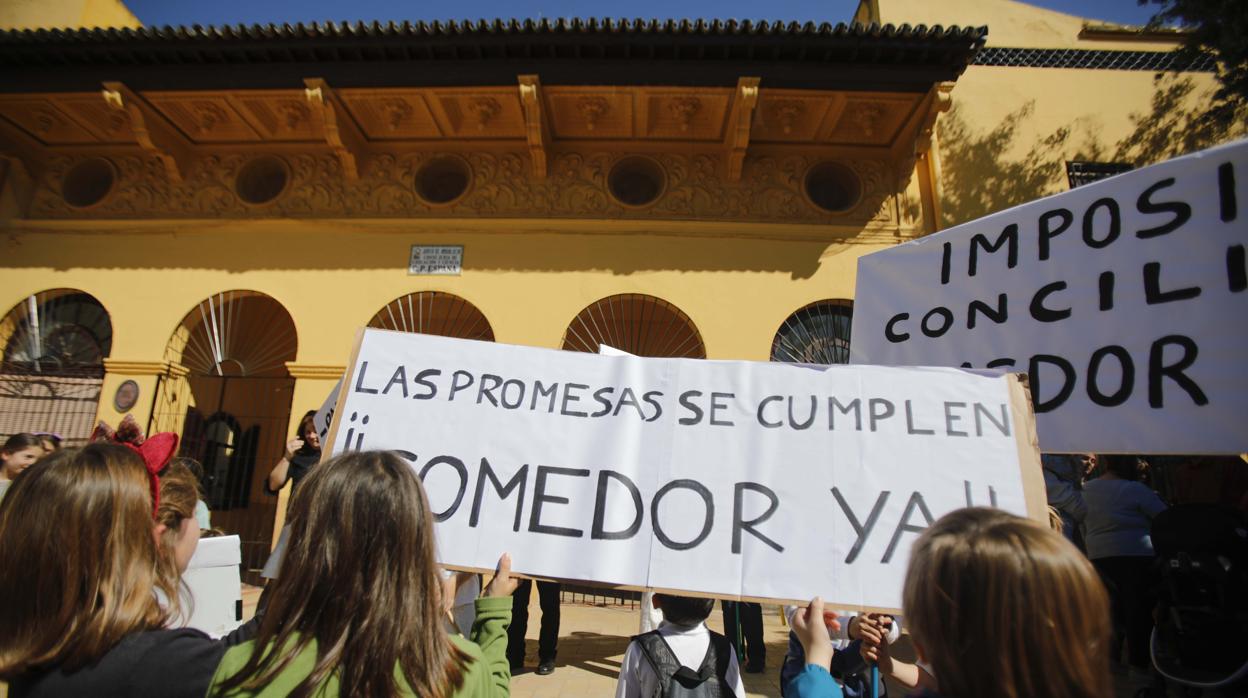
[703,631,736,697]
[634,631,682,693]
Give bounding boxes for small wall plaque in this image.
[408,245,463,275]
[114,379,140,412]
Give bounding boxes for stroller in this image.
[1143,504,1248,696]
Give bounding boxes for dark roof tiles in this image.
[0,18,987,44]
[0,18,985,92]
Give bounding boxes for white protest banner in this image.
[324,329,1043,610]
[850,140,1247,455]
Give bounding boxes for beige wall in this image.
[871,0,1247,228]
[0,0,140,30]
[935,65,1238,227]
[876,0,1181,51]
[0,220,873,369]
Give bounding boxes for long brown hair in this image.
[213,450,467,698]
[0,444,177,678]
[902,507,1112,698]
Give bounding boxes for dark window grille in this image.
[974,47,1215,72]
[561,294,706,359]
[1066,161,1134,189]
[0,290,110,448]
[368,291,494,341]
[771,300,854,365]
[2,291,111,377]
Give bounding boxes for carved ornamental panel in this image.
[28,150,896,226]
[545,90,634,139]
[339,91,442,139]
[143,93,262,142]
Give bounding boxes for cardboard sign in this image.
[179,535,243,638]
[324,329,1043,610]
[313,378,342,443]
[850,140,1248,455]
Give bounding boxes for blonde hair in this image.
[0,444,178,677]
[902,507,1112,698]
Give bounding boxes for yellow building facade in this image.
[0,0,1239,574]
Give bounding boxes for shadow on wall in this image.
[937,75,1248,228]
[1112,74,1248,167]
[937,101,1071,228]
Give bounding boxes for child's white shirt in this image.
[615,620,746,698]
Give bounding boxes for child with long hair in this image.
[0,432,43,500]
[789,507,1112,698]
[211,450,518,698]
[0,444,254,697]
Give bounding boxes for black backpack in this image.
[634,629,736,698]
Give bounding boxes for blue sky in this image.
[126,1,1163,29]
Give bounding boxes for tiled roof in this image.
[0,19,986,93]
[0,18,987,43]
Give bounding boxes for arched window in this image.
[0,290,111,448]
[165,291,297,377]
[1,290,112,375]
[368,292,494,341]
[770,300,854,365]
[562,294,705,358]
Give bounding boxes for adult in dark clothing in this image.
[266,410,322,510]
[508,578,562,675]
[0,443,257,698]
[721,600,766,672]
[1083,454,1167,673]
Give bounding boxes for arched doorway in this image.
[561,294,706,358]
[0,290,111,447]
[368,291,495,341]
[149,291,297,579]
[770,300,854,365]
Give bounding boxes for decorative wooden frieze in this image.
[850,102,886,138]
[724,78,760,182]
[100,82,193,183]
[770,100,805,135]
[380,99,413,131]
[576,97,610,132]
[467,97,502,130]
[517,75,550,179]
[28,148,895,226]
[668,97,701,132]
[304,78,367,181]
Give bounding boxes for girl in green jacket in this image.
[210,450,518,697]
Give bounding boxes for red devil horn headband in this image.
[91,415,179,517]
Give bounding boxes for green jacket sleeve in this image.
[460,595,512,697]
